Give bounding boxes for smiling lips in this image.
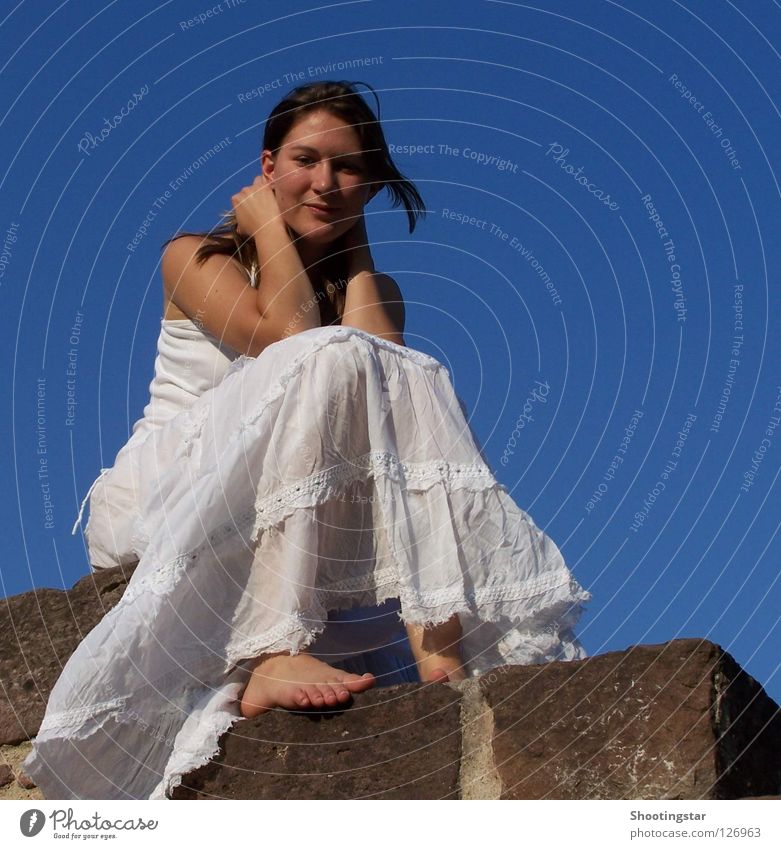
[305,202,341,216]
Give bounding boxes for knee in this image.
[304,327,375,385]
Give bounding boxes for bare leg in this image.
[405,613,467,682]
[239,647,376,719]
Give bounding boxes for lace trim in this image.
[175,402,212,461]
[117,551,190,607]
[113,455,512,614]
[226,603,332,669]
[250,451,500,543]
[38,697,127,735]
[224,566,586,668]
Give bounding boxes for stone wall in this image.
[2,566,780,799]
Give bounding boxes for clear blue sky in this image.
[2,0,780,703]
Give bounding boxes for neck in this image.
[294,235,330,275]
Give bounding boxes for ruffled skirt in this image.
[23,325,590,799]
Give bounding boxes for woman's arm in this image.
[339,213,406,346]
[236,175,320,335]
[342,271,406,346]
[162,177,321,357]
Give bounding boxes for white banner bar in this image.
[1,799,779,848]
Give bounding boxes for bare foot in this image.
[239,652,376,719]
[422,665,468,683]
[405,615,467,684]
[423,667,451,683]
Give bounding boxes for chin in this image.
[290,217,348,245]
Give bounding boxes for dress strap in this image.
[71,468,112,536]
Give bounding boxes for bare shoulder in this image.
[161,235,247,320]
[161,236,200,318]
[161,235,236,286]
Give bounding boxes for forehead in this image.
[282,109,363,152]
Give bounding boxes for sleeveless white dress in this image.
[23,281,591,800]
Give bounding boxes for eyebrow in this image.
[288,144,364,160]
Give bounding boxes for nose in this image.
[311,160,339,193]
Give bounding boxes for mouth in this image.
[304,202,341,216]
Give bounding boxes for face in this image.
[261,109,379,246]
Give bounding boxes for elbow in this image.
[244,312,322,357]
[243,313,275,358]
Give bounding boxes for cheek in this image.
[274,171,307,205]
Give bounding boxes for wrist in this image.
[252,217,291,253]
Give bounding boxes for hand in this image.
[341,211,375,281]
[231,173,283,237]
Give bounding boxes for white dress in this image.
[23,290,591,800]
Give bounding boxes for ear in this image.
[260,149,275,181]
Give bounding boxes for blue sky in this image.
[2,0,780,703]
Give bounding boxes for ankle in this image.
[252,648,306,672]
[417,654,465,681]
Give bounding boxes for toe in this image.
[321,685,340,706]
[305,686,325,705]
[328,680,351,700]
[342,672,375,691]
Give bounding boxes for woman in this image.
[23,80,590,799]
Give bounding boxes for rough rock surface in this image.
[0,743,43,800]
[2,566,780,800]
[171,683,463,799]
[481,639,781,799]
[0,565,138,747]
[0,763,13,788]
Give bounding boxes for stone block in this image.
[481,639,781,799]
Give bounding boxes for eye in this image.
[295,156,313,165]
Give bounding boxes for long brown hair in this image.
[160,80,426,326]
